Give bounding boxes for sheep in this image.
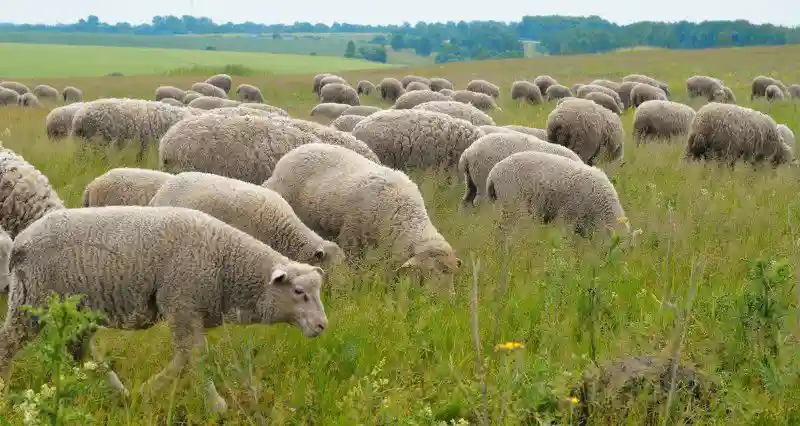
[206,106,280,119]
[439,88,455,97]
[622,74,670,97]
[182,91,202,105]
[236,84,265,103]
[190,82,227,99]
[571,83,584,95]
[356,80,375,95]
[32,84,59,101]
[0,81,29,95]
[451,90,501,112]
[412,100,496,126]
[310,103,350,122]
[352,109,483,171]
[151,171,345,267]
[378,78,405,102]
[503,125,549,140]
[406,81,430,92]
[458,132,582,207]
[0,142,65,241]
[486,150,629,237]
[237,103,289,116]
[534,75,558,94]
[751,76,788,100]
[159,98,184,108]
[318,75,348,94]
[766,85,785,102]
[0,88,19,106]
[545,84,572,101]
[466,79,500,98]
[45,102,86,139]
[777,124,795,150]
[429,78,454,92]
[546,98,624,165]
[686,75,724,100]
[615,81,638,110]
[313,73,332,95]
[685,102,791,166]
[0,205,328,413]
[82,167,173,207]
[789,84,800,99]
[187,96,240,110]
[630,83,668,108]
[264,143,460,289]
[510,81,544,105]
[18,93,42,108]
[342,105,381,117]
[155,86,186,102]
[205,74,233,93]
[0,229,10,293]
[284,119,379,162]
[477,125,516,136]
[393,90,451,110]
[585,92,622,115]
[590,79,621,91]
[402,75,431,88]
[320,83,360,106]
[62,86,83,104]
[576,85,624,110]
[331,115,366,132]
[632,100,696,144]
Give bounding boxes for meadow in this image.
[0,44,800,424]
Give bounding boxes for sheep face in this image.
[315,241,346,267]
[396,246,461,292]
[257,264,328,337]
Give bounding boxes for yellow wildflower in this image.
[568,396,579,404]
[616,216,629,224]
[494,341,525,352]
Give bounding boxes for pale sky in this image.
[3,0,799,27]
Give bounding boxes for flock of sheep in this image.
[0,69,796,413]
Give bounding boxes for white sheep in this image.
[546,98,624,165]
[45,102,85,139]
[633,100,695,144]
[330,115,366,132]
[82,167,173,207]
[412,100,495,126]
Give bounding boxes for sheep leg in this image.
[461,173,478,208]
[0,308,34,379]
[85,332,130,397]
[138,312,204,399]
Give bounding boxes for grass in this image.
[1,43,800,424]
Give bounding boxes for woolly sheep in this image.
[32,84,58,101]
[190,82,227,99]
[585,92,622,115]
[206,106,279,119]
[451,90,501,111]
[590,79,621,91]
[352,109,483,171]
[429,78,454,92]
[439,88,455,97]
[630,83,668,108]
[318,75,348,94]
[466,79,500,98]
[546,98,624,165]
[686,75,723,100]
[458,132,582,207]
[503,125,549,140]
[632,100,695,144]
[477,125,516,136]
[356,80,375,95]
[320,83,360,106]
[406,81,430,92]
[402,75,431,88]
[310,103,350,121]
[622,74,670,97]
[45,102,85,139]
[511,81,544,105]
[236,84,265,103]
[264,143,460,289]
[576,84,624,110]
[205,74,233,94]
[686,102,791,166]
[331,115,366,132]
[0,81,29,95]
[615,81,638,110]
[751,76,788,100]
[789,84,800,99]
[160,98,185,108]
[62,86,83,104]
[545,84,572,101]
[0,205,328,413]
[342,105,381,117]
[17,93,41,108]
[0,88,19,106]
[412,100,495,126]
[534,75,558,94]
[766,85,785,102]
[777,124,795,150]
[0,229,10,294]
[238,103,288,116]
[393,90,450,110]
[284,119,379,162]
[82,167,173,207]
[155,86,186,102]
[182,91,202,105]
[313,73,332,95]
[378,78,405,102]
[151,171,344,267]
[486,151,628,237]
[187,96,240,110]
[571,83,584,95]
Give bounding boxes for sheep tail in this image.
[486,178,498,202]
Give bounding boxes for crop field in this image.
[0,44,800,424]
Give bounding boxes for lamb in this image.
[264,143,460,289]
[392,90,451,110]
[155,86,186,102]
[32,84,59,101]
[751,76,788,100]
[150,172,345,267]
[545,85,572,101]
[182,91,202,105]
[62,86,83,104]
[412,101,495,126]
[320,83,360,106]
[685,102,791,166]
[342,105,381,116]
[310,103,350,122]
[576,85,624,110]
[458,132,582,207]
[534,75,558,94]
[205,74,233,93]
[451,90,501,111]
[615,81,638,110]
[789,84,800,99]
[45,102,86,139]
[0,81,29,95]
[630,83,668,108]
[356,80,375,95]
[632,100,695,144]
[378,78,405,102]
[330,115,366,132]
[585,92,622,115]
[466,79,500,98]
[777,124,795,150]
[313,73,332,95]
[402,75,431,88]
[503,125,548,140]
[82,167,173,207]
[190,82,227,99]
[284,119,379,162]
[318,75,348,94]
[766,85,785,101]
[511,81,544,105]
[0,88,19,106]
[352,109,483,171]
[0,205,328,413]
[546,98,624,165]
[187,96,240,110]
[486,150,629,237]
[406,81,430,92]
[236,84,265,103]
[622,74,670,97]
[429,78,454,92]
[17,93,41,108]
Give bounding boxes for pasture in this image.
[1,44,800,424]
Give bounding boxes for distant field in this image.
[0,43,394,78]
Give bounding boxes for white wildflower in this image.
[23,389,35,401]
[83,361,98,371]
[39,384,55,399]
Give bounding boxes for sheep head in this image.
[257,262,328,338]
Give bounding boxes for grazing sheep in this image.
[630,83,668,108]
[0,205,328,413]
[341,105,381,117]
[571,83,584,95]
[466,79,501,98]
[511,81,544,105]
[155,86,186,102]
[766,85,785,102]
[615,81,638,110]
[0,81,29,95]
[686,75,723,100]
[486,151,628,237]
[237,103,288,116]
[32,84,59,101]
[477,126,516,136]
[0,229,10,293]
[751,76,788,100]
[686,102,791,166]
[352,109,483,171]
[182,91,202,105]
[82,167,173,207]
[777,124,795,150]
[412,101,495,126]
[378,78,405,102]
[402,75,431,88]
[318,75,348,94]
[45,102,86,139]
[190,82,227,99]
[356,80,375,95]
[393,90,450,110]
[451,90,501,111]
[160,98,185,107]
[187,96,240,110]
[264,143,460,289]
[320,83,360,106]
[330,115,366,132]
[406,81,430,92]
[546,98,624,165]
[205,74,233,94]
[720,86,737,104]
[429,78,454,92]
[458,132,582,207]
[284,119,379,162]
[585,92,622,115]
[622,74,670,97]
[591,79,621,91]
[206,106,280,119]
[503,125,549,140]
[534,75,558,94]
[151,172,344,266]
[236,84,265,103]
[545,85,572,101]
[789,84,800,99]
[576,85,624,110]
[310,103,350,122]
[62,86,83,104]
[17,93,42,108]
[313,73,332,95]
[439,88,455,97]
[0,88,19,106]
[633,100,695,144]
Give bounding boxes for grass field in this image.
[1,44,800,424]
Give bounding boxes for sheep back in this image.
[546,98,624,165]
[412,101,495,126]
[83,167,173,207]
[633,100,695,143]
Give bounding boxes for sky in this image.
[3,0,799,27]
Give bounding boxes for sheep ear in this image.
[313,266,325,277]
[456,258,463,268]
[270,269,288,285]
[313,247,326,262]
[396,256,421,273]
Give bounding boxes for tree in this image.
[390,34,405,50]
[359,46,388,63]
[345,40,357,58]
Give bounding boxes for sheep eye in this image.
[293,288,304,296]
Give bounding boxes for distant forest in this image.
[1,15,798,63]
